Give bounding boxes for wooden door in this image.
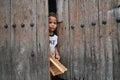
[58,0,120,80]
[0,0,49,80]
[111,1,120,80]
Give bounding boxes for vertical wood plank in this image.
[111,2,120,80]
[84,0,92,80]
[11,0,38,80]
[36,0,49,80]
[89,0,100,80]
[57,0,71,80]
[116,10,120,80]
[99,0,113,80]
[56,0,63,22]
[99,0,105,80]
[104,0,113,80]
[72,0,81,79]
[69,0,79,80]
[77,0,86,80]
[0,0,11,80]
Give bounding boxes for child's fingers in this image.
[55,55,60,60]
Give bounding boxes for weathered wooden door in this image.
[0,0,49,80]
[0,0,11,80]
[58,0,120,80]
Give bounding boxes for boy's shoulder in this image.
[54,34,58,37]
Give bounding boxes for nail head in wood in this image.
[21,23,25,28]
[81,24,85,28]
[12,23,16,28]
[30,22,34,27]
[31,53,35,57]
[91,22,96,26]
[116,17,120,23]
[71,25,75,29]
[102,20,107,25]
[4,23,8,29]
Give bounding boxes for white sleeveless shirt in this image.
[49,34,58,57]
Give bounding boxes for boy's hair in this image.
[49,12,57,18]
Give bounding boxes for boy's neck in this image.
[49,32,54,36]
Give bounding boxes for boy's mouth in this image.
[49,28,55,31]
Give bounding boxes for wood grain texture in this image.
[58,0,120,80]
[56,0,63,22]
[99,0,113,80]
[0,0,120,80]
[89,0,99,80]
[84,0,92,80]
[10,0,49,80]
[0,0,49,80]
[76,0,85,80]
[69,0,79,80]
[112,3,120,80]
[11,0,38,80]
[36,0,49,80]
[0,0,11,80]
[57,0,72,80]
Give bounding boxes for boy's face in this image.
[49,16,57,32]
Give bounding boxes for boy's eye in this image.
[49,22,57,24]
[49,22,52,24]
[54,22,57,24]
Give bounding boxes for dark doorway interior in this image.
[48,0,56,13]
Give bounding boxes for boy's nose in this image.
[51,23,54,25]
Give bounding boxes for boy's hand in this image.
[55,54,60,60]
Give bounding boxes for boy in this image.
[49,12,66,80]
[49,12,60,60]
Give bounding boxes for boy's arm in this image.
[55,47,60,60]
